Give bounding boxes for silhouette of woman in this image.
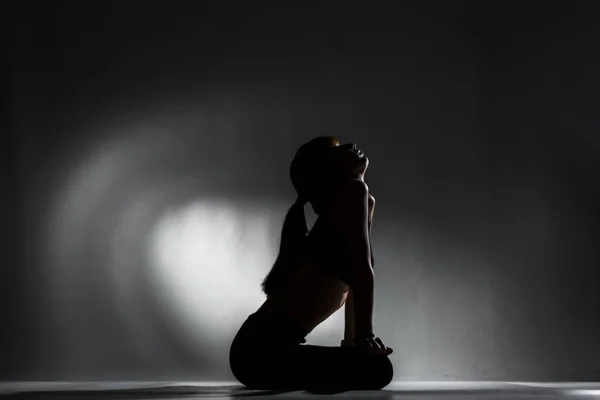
[229,136,393,391]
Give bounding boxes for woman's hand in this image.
[355,336,393,356]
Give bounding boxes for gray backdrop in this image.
[3,0,599,381]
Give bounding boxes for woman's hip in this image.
[232,311,307,347]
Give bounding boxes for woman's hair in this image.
[261,136,340,296]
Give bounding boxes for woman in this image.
[229,136,394,391]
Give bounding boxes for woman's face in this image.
[328,142,369,180]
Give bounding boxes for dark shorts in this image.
[229,311,393,391]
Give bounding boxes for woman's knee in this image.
[376,356,394,388]
[362,356,394,390]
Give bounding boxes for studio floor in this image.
[1,381,600,399]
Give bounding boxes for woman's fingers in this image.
[368,338,384,354]
[356,337,393,356]
[375,337,388,354]
[375,337,393,355]
[356,339,376,355]
[362,340,376,354]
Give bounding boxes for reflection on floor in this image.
[1,381,599,399]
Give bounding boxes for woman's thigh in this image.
[232,343,393,390]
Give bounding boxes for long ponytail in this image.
[261,135,340,296]
[261,196,308,296]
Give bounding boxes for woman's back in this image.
[257,215,353,334]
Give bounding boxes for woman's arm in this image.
[338,181,373,340]
[343,193,375,346]
[343,290,355,345]
[368,194,375,267]
[368,194,375,231]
